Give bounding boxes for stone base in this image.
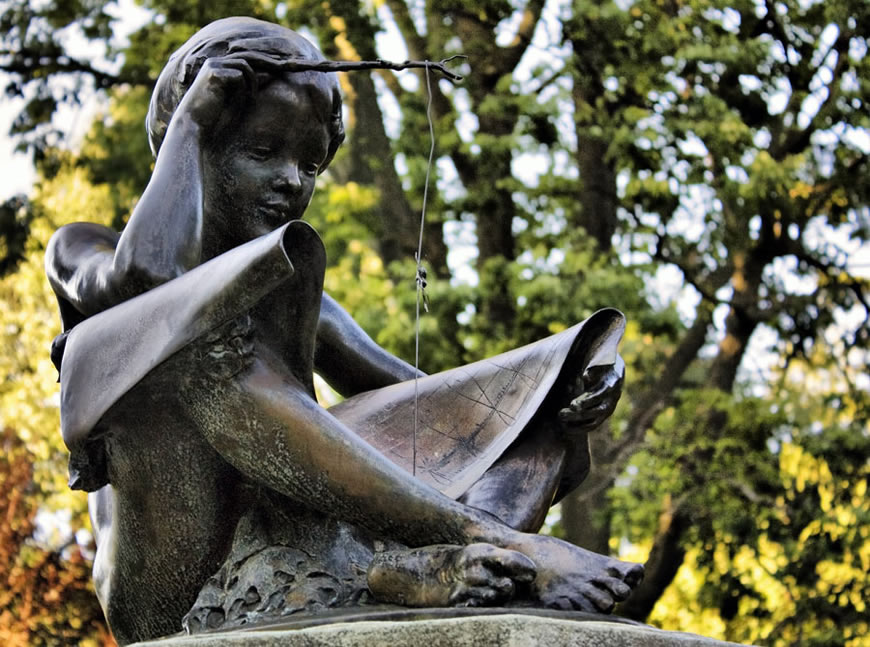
[132,610,751,646]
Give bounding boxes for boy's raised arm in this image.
[110,106,204,297]
[44,106,204,322]
[46,57,260,321]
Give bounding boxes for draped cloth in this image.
[331,311,624,498]
[57,221,624,497]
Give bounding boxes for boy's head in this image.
[146,17,345,169]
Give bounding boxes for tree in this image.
[0,427,113,647]
[559,4,869,638]
[0,0,867,644]
[0,158,119,644]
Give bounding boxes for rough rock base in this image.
[132,611,751,646]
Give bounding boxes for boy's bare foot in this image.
[368,532,642,615]
[367,543,536,608]
[508,532,643,613]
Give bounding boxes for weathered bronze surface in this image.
[45,17,642,646]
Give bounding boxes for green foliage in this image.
[0,195,34,277]
[0,0,117,153]
[0,160,118,643]
[614,377,869,645]
[79,86,154,228]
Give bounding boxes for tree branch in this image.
[268,55,467,82]
[0,47,131,89]
[500,0,547,74]
[777,30,853,159]
[785,238,870,313]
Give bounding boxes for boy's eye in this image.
[302,162,319,176]
[248,147,273,160]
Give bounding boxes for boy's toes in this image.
[605,559,644,588]
[490,575,516,597]
[593,576,631,601]
[458,543,536,582]
[622,562,644,588]
[584,584,616,613]
[448,583,502,607]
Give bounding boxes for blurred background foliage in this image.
[0,0,867,644]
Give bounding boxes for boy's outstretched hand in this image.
[558,355,625,433]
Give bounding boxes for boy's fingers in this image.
[571,367,625,407]
[223,48,290,73]
[218,57,258,94]
[568,368,623,410]
[559,401,610,425]
[226,37,297,57]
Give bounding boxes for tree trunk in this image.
[342,72,423,268]
[575,133,618,250]
[619,498,689,620]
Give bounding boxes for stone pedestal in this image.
[132,611,752,646]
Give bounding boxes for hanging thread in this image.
[413,63,436,477]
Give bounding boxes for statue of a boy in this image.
[45,17,642,645]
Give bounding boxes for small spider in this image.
[415,255,430,312]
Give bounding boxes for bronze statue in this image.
[45,17,642,645]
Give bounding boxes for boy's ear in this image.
[319,87,345,174]
[320,129,345,175]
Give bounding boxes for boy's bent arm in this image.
[111,109,204,299]
[45,109,205,323]
[315,293,424,396]
[45,222,121,326]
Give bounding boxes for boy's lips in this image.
[259,201,290,219]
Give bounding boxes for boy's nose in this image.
[273,163,302,192]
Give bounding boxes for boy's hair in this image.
[146,17,345,172]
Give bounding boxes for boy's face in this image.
[202,74,333,249]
